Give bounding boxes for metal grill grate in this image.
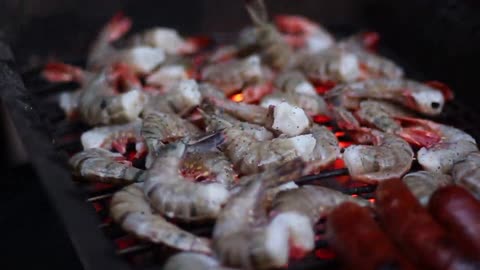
[5,34,480,269]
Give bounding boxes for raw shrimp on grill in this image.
[244,0,294,69]
[77,70,146,126]
[144,79,202,115]
[144,142,231,221]
[397,117,478,173]
[87,13,165,73]
[137,27,208,55]
[355,99,413,134]
[339,32,404,79]
[326,78,452,116]
[402,171,453,206]
[297,47,362,83]
[260,70,329,116]
[81,119,144,156]
[202,106,315,175]
[141,110,201,167]
[452,151,480,197]
[208,97,311,136]
[212,161,306,269]
[343,129,414,183]
[69,148,145,184]
[274,14,335,53]
[110,184,211,253]
[269,186,369,256]
[201,54,270,97]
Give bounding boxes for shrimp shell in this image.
[69,148,144,184]
[78,71,146,125]
[306,125,341,173]
[269,185,368,254]
[326,79,446,116]
[356,100,412,133]
[402,171,452,206]
[415,120,478,173]
[343,131,413,183]
[141,110,201,167]
[213,161,305,269]
[144,143,230,221]
[244,0,293,69]
[298,48,361,83]
[80,120,143,151]
[452,152,480,198]
[271,185,369,224]
[110,184,211,253]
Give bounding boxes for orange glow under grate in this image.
[230,93,244,102]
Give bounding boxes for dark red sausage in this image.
[429,185,480,260]
[376,179,478,270]
[326,202,416,270]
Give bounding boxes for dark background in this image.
[0,0,479,269]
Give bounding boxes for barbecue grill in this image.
[2,1,480,269]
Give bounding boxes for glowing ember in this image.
[230,93,244,102]
[314,81,336,94]
[339,141,353,148]
[115,237,138,250]
[315,248,336,260]
[332,158,345,169]
[313,114,331,124]
[334,131,346,137]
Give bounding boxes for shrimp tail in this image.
[43,61,85,83]
[105,12,132,42]
[186,131,227,153]
[394,116,442,147]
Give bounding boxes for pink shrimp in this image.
[274,14,335,53]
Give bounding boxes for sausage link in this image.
[429,185,480,261]
[326,202,415,270]
[376,179,478,270]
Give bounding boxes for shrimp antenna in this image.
[244,0,269,25]
[295,168,349,185]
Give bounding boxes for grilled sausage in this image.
[429,185,480,261]
[326,202,415,270]
[376,179,478,270]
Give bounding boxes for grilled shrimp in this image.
[145,64,188,89]
[144,143,230,221]
[201,55,265,96]
[163,252,237,270]
[110,184,211,253]
[306,125,341,173]
[355,99,413,133]
[69,148,144,184]
[298,47,361,83]
[213,161,305,269]
[244,0,294,69]
[141,110,201,167]
[326,78,450,116]
[182,150,238,189]
[209,97,310,136]
[206,117,315,175]
[139,27,205,55]
[260,70,329,115]
[145,79,201,115]
[402,171,452,206]
[274,14,335,53]
[81,120,144,155]
[78,70,146,126]
[87,13,165,73]
[452,152,480,198]
[343,129,413,183]
[399,117,478,173]
[339,33,404,79]
[269,185,368,255]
